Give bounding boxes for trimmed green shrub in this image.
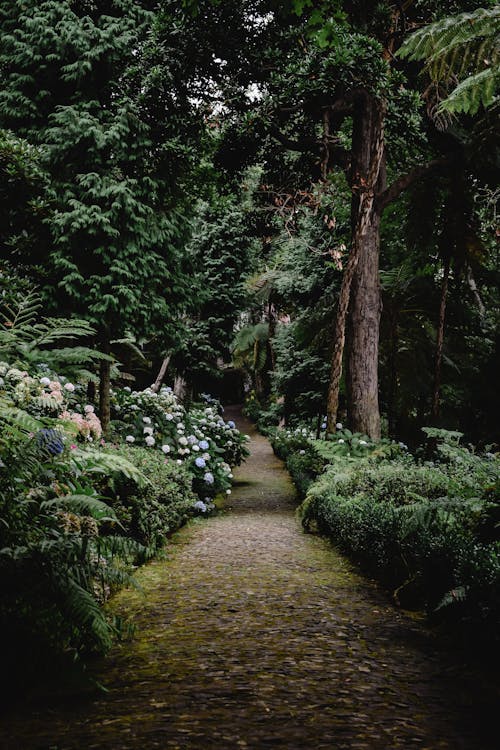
[106,445,196,554]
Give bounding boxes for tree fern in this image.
[399,6,500,114]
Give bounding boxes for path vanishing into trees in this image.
[0,410,496,750]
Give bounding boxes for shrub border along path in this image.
[0,409,495,749]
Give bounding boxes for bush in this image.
[107,445,196,554]
[300,448,500,645]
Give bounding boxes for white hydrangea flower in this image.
[145,436,155,446]
[179,436,188,446]
[64,382,75,392]
[192,444,200,451]
[125,435,135,443]
[336,422,343,430]
[338,438,345,444]
[142,416,152,424]
[162,444,170,453]
[143,426,154,435]
[40,376,51,386]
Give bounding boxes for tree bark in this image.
[387,310,399,437]
[326,245,360,433]
[173,374,187,401]
[151,355,171,393]
[346,211,383,438]
[267,301,277,372]
[465,263,485,319]
[99,338,111,438]
[327,91,385,438]
[431,256,450,422]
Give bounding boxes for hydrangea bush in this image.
[0,361,102,442]
[1,353,249,673]
[111,385,249,508]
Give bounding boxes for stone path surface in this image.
[0,409,495,749]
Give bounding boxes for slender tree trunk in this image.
[388,311,399,436]
[268,301,277,372]
[466,263,485,319]
[431,256,450,422]
[327,92,385,438]
[151,355,171,393]
[99,338,111,438]
[173,374,187,401]
[326,247,360,433]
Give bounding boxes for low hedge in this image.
[300,455,500,645]
[106,445,196,555]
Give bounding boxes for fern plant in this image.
[0,290,112,378]
[232,322,270,373]
[399,6,500,115]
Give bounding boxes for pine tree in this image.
[0,1,203,431]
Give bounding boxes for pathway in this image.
[0,410,495,749]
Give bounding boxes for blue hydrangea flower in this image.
[195,457,206,468]
[193,500,207,513]
[203,471,214,484]
[199,440,209,450]
[37,428,64,456]
[227,420,236,429]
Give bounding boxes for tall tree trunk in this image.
[99,337,111,438]
[431,256,450,422]
[268,301,277,372]
[327,92,385,438]
[388,310,399,436]
[151,354,171,393]
[173,374,187,401]
[347,211,382,438]
[326,246,360,433]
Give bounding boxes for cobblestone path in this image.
[0,410,495,750]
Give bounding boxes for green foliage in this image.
[299,439,500,641]
[0,129,49,261]
[399,6,500,114]
[0,0,203,362]
[106,445,195,553]
[0,289,111,379]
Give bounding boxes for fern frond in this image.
[441,67,498,114]
[41,495,118,522]
[399,6,500,115]
[74,448,150,487]
[0,399,42,440]
[111,338,148,365]
[57,578,114,651]
[435,585,468,611]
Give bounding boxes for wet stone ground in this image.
[0,409,496,750]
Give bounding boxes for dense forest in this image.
[0,0,499,733]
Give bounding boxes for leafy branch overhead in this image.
[399,6,500,115]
